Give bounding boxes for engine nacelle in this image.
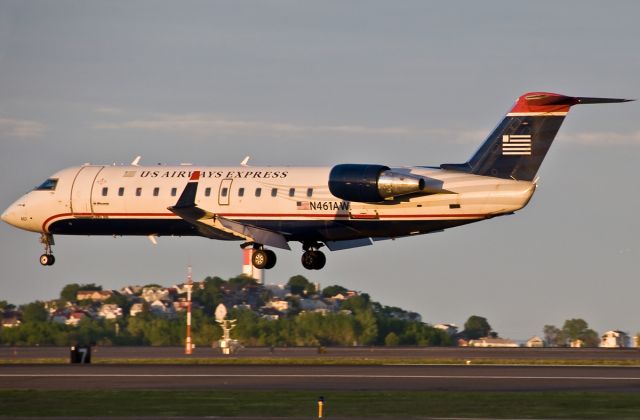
[328,164,425,203]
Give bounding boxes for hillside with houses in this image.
[1,274,637,348]
[0,275,448,347]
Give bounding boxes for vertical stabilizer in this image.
[441,92,632,181]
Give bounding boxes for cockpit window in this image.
[35,178,58,191]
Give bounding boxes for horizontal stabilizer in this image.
[575,97,634,105]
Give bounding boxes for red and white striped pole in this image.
[185,266,193,355]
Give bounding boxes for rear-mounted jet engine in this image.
[328,164,425,203]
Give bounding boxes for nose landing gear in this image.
[39,233,55,266]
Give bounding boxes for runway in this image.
[2,364,639,392]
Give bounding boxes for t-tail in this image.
[441,92,633,181]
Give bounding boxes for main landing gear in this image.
[250,245,277,270]
[247,242,327,271]
[301,242,326,270]
[39,233,55,266]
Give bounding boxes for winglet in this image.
[131,156,142,166]
[240,156,250,166]
[172,171,201,209]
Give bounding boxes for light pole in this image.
[185,266,193,355]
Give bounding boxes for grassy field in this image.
[1,390,640,418]
[2,356,640,365]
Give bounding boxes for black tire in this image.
[301,251,316,270]
[301,250,326,270]
[40,254,54,266]
[313,251,326,270]
[264,250,277,269]
[252,249,268,269]
[48,254,56,266]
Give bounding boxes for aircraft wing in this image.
[215,215,290,250]
[168,205,241,241]
[168,171,291,249]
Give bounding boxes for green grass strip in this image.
[3,357,640,366]
[1,390,640,418]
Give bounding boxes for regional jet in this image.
[1,92,632,270]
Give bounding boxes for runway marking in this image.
[1,374,639,381]
[387,363,640,368]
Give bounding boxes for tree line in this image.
[0,275,451,347]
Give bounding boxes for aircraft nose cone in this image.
[1,208,10,224]
[1,202,21,227]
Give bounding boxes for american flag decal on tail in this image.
[502,134,532,156]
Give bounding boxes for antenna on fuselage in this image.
[240,156,250,166]
[131,156,142,166]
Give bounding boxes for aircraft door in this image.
[70,166,104,215]
[218,179,233,206]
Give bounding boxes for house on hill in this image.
[570,339,585,348]
[98,304,123,320]
[1,315,21,328]
[149,300,175,317]
[76,290,114,302]
[66,310,89,326]
[600,330,631,348]
[298,298,329,312]
[525,336,545,348]
[434,323,459,336]
[328,290,359,301]
[141,287,173,303]
[265,298,290,313]
[120,285,142,296]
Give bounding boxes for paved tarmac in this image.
[2,364,639,392]
[2,345,640,361]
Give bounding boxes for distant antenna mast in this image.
[185,265,193,355]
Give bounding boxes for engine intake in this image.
[328,164,425,203]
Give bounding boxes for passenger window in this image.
[118,187,125,197]
[35,178,58,191]
[136,187,142,197]
[238,188,245,197]
[306,188,313,197]
[221,187,228,197]
[153,187,160,197]
[289,188,295,197]
[171,187,177,197]
[271,188,277,197]
[102,187,108,196]
[255,188,262,197]
[205,187,211,197]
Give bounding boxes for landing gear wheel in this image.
[252,249,268,269]
[264,250,277,269]
[40,254,55,266]
[39,233,56,266]
[301,250,326,270]
[313,251,326,270]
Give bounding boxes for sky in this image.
[0,1,638,340]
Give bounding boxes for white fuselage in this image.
[2,164,535,244]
